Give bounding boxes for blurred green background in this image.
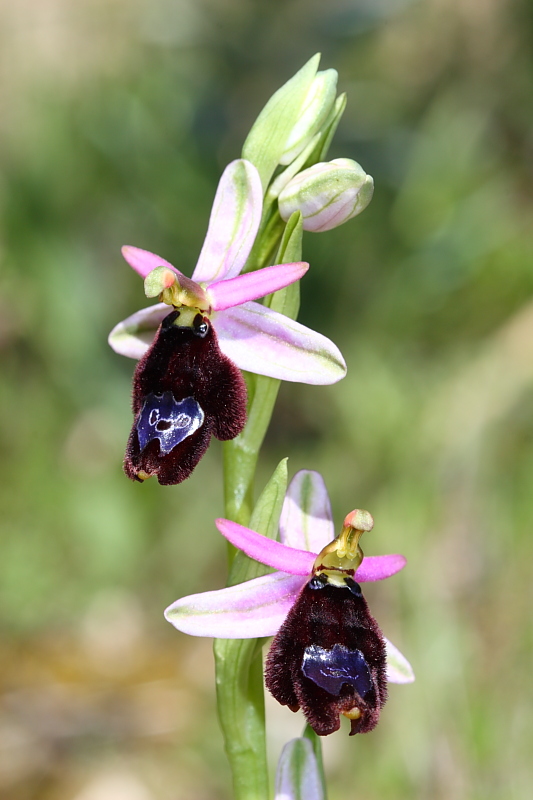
[1,0,533,798]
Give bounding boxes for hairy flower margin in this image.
[109,159,346,386]
[165,470,414,685]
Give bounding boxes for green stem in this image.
[215,214,304,800]
[214,638,268,800]
[223,373,281,525]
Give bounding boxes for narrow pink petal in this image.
[214,302,346,385]
[192,160,263,284]
[280,470,334,551]
[215,518,315,576]
[121,245,182,279]
[384,637,415,683]
[208,262,309,312]
[354,554,407,582]
[108,303,168,359]
[164,572,306,638]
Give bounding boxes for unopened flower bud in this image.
[278,158,374,232]
[242,54,338,190]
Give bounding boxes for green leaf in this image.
[227,458,288,587]
[265,212,303,319]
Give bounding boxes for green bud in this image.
[279,68,337,166]
[278,158,374,232]
[242,54,338,192]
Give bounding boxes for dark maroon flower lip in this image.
[124,311,247,486]
[265,574,388,736]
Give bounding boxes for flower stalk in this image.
[215,211,303,800]
[222,212,303,524]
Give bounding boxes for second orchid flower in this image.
[166,470,414,735]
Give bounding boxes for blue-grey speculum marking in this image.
[302,643,373,697]
[137,391,205,454]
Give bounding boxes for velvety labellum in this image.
[137,393,205,454]
[124,310,247,486]
[302,643,373,697]
[265,573,387,736]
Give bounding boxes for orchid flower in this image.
[165,470,414,734]
[110,160,347,485]
[109,159,346,386]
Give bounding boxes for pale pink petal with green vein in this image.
[108,303,168,359]
[192,159,263,283]
[279,469,334,551]
[385,638,415,683]
[164,572,306,638]
[165,571,416,685]
[214,301,347,384]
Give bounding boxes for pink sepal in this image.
[384,638,415,683]
[192,159,263,283]
[279,470,334,551]
[108,303,169,359]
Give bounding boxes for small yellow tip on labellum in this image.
[344,509,374,532]
[136,470,152,481]
[343,706,362,720]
